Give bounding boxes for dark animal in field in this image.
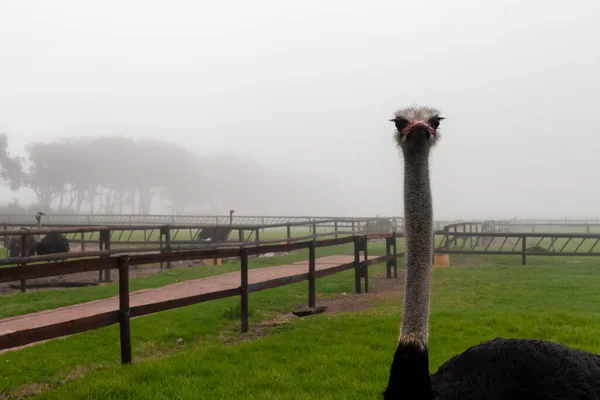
[195,227,232,243]
[363,218,394,234]
[36,233,70,262]
[6,234,38,258]
[384,105,600,399]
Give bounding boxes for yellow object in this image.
[433,253,450,268]
[204,258,222,266]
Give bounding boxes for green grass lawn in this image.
[1,249,599,399]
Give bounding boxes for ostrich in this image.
[383,106,600,399]
[34,211,70,263]
[36,233,70,262]
[35,211,44,242]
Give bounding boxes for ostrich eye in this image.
[391,117,409,132]
[429,117,444,129]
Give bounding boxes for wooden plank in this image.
[129,288,241,318]
[363,254,393,267]
[314,262,354,278]
[118,260,132,364]
[386,237,392,279]
[247,273,309,293]
[366,233,392,240]
[0,311,119,351]
[308,243,316,308]
[0,257,119,284]
[522,236,527,265]
[240,250,249,333]
[442,232,600,239]
[244,241,309,255]
[0,226,112,236]
[127,248,241,266]
[314,236,354,248]
[441,250,520,255]
[363,235,369,293]
[354,237,361,294]
[392,231,398,278]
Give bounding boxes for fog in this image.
[1,0,599,219]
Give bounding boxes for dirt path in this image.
[0,255,385,353]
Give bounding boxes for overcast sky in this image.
[1,0,599,219]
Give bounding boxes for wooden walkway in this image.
[0,255,378,353]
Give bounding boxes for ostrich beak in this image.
[400,120,435,137]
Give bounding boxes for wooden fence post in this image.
[20,233,27,293]
[164,226,172,269]
[308,241,316,308]
[212,226,218,264]
[469,224,473,248]
[80,231,85,252]
[118,256,132,364]
[238,229,244,244]
[255,229,260,247]
[159,230,164,270]
[363,235,369,293]
[392,231,398,278]
[386,236,392,279]
[286,223,291,244]
[98,231,105,282]
[432,231,436,265]
[452,226,457,248]
[522,235,527,265]
[353,236,361,294]
[312,221,317,240]
[240,249,249,333]
[104,230,112,282]
[334,221,338,239]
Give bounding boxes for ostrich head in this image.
[390,106,444,157]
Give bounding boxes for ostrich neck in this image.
[400,152,433,347]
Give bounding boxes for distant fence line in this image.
[3,213,600,233]
[0,213,404,227]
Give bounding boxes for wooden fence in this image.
[436,230,600,264]
[4,223,600,362]
[0,232,399,363]
[0,220,395,290]
[0,218,395,251]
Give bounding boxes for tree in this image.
[0,133,25,190]
[0,133,349,216]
